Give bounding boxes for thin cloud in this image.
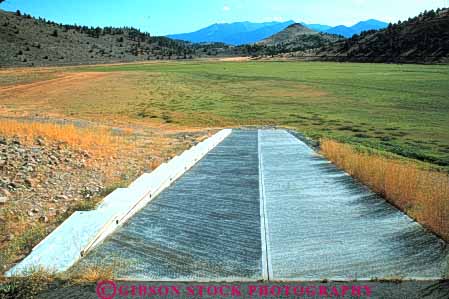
[223,5,230,12]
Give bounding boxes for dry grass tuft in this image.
[71,264,114,283]
[68,257,129,283]
[0,221,47,273]
[0,119,120,157]
[321,139,449,242]
[0,267,55,298]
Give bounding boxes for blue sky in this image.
[0,0,447,35]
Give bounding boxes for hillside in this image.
[0,10,235,67]
[258,23,344,52]
[325,19,388,37]
[316,8,449,63]
[258,23,316,45]
[302,23,332,32]
[167,21,295,45]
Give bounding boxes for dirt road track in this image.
[0,72,109,94]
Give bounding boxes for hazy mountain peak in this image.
[325,19,388,37]
[167,18,388,44]
[167,20,295,45]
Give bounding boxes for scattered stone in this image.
[24,178,36,187]
[31,147,41,153]
[36,137,46,146]
[0,129,191,269]
[0,196,8,204]
[0,188,11,197]
[7,233,14,241]
[81,150,91,158]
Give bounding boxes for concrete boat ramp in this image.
[7,129,448,281]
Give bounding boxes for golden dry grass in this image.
[68,257,130,283]
[0,119,121,157]
[71,264,114,282]
[321,139,449,242]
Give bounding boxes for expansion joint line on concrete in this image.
[258,130,272,280]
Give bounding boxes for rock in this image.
[30,147,41,154]
[27,207,40,217]
[23,166,34,172]
[36,137,46,146]
[39,216,49,223]
[0,196,8,204]
[24,178,36,187]
[7,233,14,241]
[56,194,69,201]
[0,188,11,197]
[81,150,91,158]
[0,178,10,187]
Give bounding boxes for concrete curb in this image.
[6,129,232,276]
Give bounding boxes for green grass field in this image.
[75,61,449,169]
[2,61,448,169]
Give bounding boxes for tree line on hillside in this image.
[314,8,449,63]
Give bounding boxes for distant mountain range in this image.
[167,19,388,45]
[302,23,332,32]
[167,20,295,45]
[324,19,389,37]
